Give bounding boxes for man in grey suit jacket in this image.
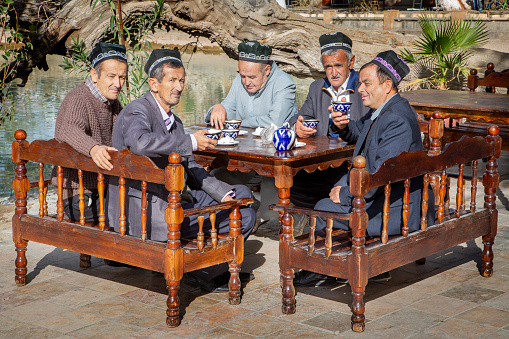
[294,50,435,287]
[289,32,370,208]
[108,49,256,292]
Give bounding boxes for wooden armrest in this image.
[269,204,350,220]
[183,198,254,217]
[30,179,51,188]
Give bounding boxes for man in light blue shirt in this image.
[206,41,298,129]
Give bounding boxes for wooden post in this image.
[12,130,30,286]
[164,153,185,327]
[481,126,501,277]
[348,156,369,332]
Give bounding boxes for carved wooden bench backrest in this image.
[12,130,185,242]
[468,63,509,94]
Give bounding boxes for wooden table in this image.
[401,89,509,125]
[188,127,355,207]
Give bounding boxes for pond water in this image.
[0,52,313,197]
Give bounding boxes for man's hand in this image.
[330,106,349,130]
[222,195,234,202]
[209,104,227,130]
[193,130,218,151]
[295,115,316,138]
[330,185,342,204]
[90,145,117,170]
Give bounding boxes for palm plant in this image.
[401,14,488,89]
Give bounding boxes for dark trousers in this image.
[64,191,103,224]
[290,164,349,209]
[184,184,256,283]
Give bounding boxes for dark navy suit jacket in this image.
[337,93,435,236]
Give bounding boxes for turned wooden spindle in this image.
[485,63,495,93]
[141,181,147,240]
[421,173,429,231]
[437,169,447,224]
[382,184,390,244]
[12,130,29,285]
[308,215,316,254]
[57,166,64,221]
[325,217,333,258]
[456,164,464,218]
[471,160,478,212]
[429,111,444,156]
[78,169,85,225]
[197,216,205,251]
[402,179,410,236]
[118,177,126,235]
[481,126,501,277]
[210,212,217,249]
[97,173,105,230]
[38,163,46,217]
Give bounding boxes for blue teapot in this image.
[273,123,296,151]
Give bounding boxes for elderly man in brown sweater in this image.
[51,42,128,224]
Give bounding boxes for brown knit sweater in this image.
[51,82,122,199]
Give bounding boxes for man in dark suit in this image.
[108,49,256,292]
[294,50,434,286]
[288,32,370,209]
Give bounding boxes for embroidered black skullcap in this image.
[319,32,352,53]
[238,41,272,64]
[88,42,127,69]
[144,48,183,77]
[370,50,410,85]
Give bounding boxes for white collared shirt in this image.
[151,92,197,151]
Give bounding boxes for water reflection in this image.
[1,52,313,197]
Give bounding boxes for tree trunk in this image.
[5,0,417,85]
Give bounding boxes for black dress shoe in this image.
[293,270,333,287]
[104,259,134,268]
[187,272,255,293]
[370,271,391,282]
[336,271,392,285]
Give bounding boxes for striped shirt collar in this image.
[151,92,174,130]
[85,75,110,105]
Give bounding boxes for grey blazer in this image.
[289,70,370,137]
[337,94,435,236]
[108,91,234,239]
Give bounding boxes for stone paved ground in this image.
[1,154,509,338]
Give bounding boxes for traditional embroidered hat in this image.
[88,42,127,69]
[144,48,183,77]
[319,32,352,53]
[370,50,410,85]
[238,41,272,64]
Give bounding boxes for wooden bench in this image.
[270,115,501,332]
[11,129,253,327]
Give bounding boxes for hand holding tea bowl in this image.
[331,101,352,118]
[295,115,319,138]
[204,128,222,140]
[329,105,350,130]
[224,120,242,130]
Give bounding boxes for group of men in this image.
[53,31,430,291]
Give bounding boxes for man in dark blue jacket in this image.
[295,50,435,286]
[289,32,370,208]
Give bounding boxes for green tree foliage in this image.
[60,0,170,106]
[401,14,488,89]
[0,0,33,126]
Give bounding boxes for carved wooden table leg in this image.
[275,164,296,314]
[166,281,181,327]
